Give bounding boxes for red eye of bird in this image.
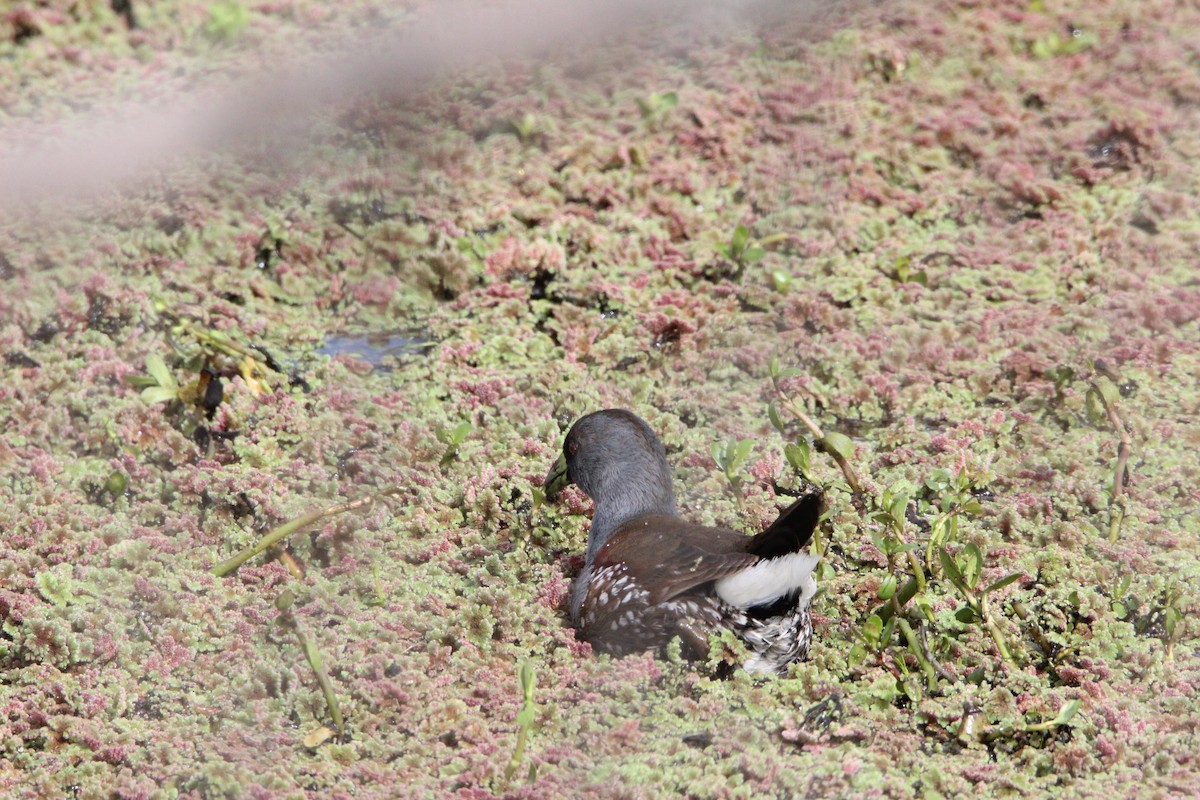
[567,438,579,456]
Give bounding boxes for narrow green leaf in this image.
[929,517,946,546]
[1165,606,1181,637]
[141,386,178,405]
[1084,387,1107,425]
[880,615,897,648]
[784,440,810,474]
[939,547,970,596]
[744,247,766,263]
[821,431,855,461]
[519,662,535,700]
[861,614,883,648]
[731,439,754,471]
[963,543,983,590]
[767,402,786,434]
[145,354,175,388]
[450,421,473,446]
[1093,377,1120,408]
[731,224,750,252]
[982,572,1023,596]
[1053,699,1081,726]
[954,606,980,624]
[915,595,934,620]
[925,469,952,493]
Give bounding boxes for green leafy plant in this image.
[849,612,895,666]
[501,662,538,787]
[711,438,754,495]
[768,356,862,493]
[1108,574,1134,619]
[437,421,473,467]
[956,698,1081,746]
[767,353,1040,689]
[1029,27,1097,59]
[890,256,928,286]
[922,468,986,568]
[1085,366,1131,541]
[275,590,344,738]
[715,225,766,269]
[1161,583,1184,661]
[137,354,182,405]
[635,90,678,125]
[503,113,539,144]
[939,544,1023,667]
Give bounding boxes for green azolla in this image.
[35,563,77,606]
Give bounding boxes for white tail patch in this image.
[714,552,820,610]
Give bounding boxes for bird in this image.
[543,409,822,674]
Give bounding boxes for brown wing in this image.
[595,515,759,605]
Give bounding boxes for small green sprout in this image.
[276,590,344,737]
[1109,574,1134,619]
[711,438,754,494]
[1086,366,1131,541]
[851,613,895,662]
[104,470,129,499]
[770,268,794,293]
[635,91,678,124]
[504,113,539,144]
[890,256,928,286]
[1161,584,1184,661]
[923,468,986,566]
[715,225,766,270]
[501,662,538,787]
[783,438,812,482]
[1029,27,1097,59]
[437,421,473,467]
[138,354,181,405]
[1046,364,1075,403]
[768,356,862,494]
